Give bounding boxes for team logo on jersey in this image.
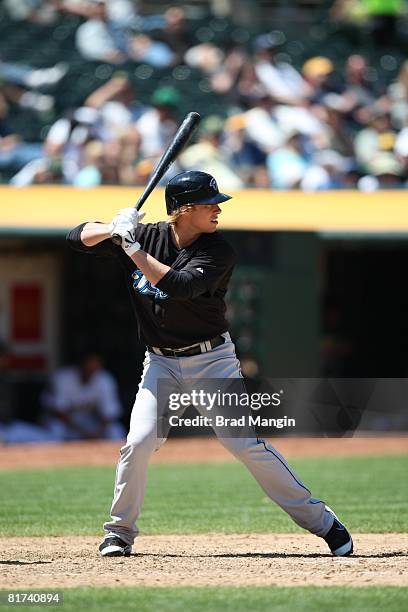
[210,177,218,190]
[131,269,168,300]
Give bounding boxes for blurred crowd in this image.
[1,0,408,190]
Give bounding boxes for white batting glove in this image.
[109,219,134,239]
[109,208,145,235]
[114,223,141,256]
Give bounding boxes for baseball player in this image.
[67,170,353,558]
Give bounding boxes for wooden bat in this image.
[111,111,201,244]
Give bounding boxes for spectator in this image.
[99,138,121,183]
[210,45,258,103]
[84,73,144,136]
[266,130,310,189]
[4,0,58,23]
[70,0,174,66]
[0,91,44,173]
[253,33,312,105]
[44,106,106,183]
[155,6,195,66]
[128,33,175,68]
[1,82,54,115]
[332,55,391,129]
[388,60,408,130]
[99,130,142,185]
[301,150,349,190]
[317,94,354,155]
[360,152,405,189]
[184,42,224,75]
[135,86,179,159]
[302,56,339,104]
[73,0,128,64]
[0,59,67,91]
[10,157,63,186]
[354,110,398,169]
[134,157,155,186]
[237,88,285,154]
[223,113,267,186]
[341,54,382,111]
[115,128,142,184]
[73,139,104,187]
[394,128,408,186]
[179,115,244,189]
[0,59,66,116]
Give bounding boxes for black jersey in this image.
[67,221,236,348]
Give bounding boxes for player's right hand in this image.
[109,208,145,234]
[113,223,141,256]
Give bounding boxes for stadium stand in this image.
[0,0,407,188]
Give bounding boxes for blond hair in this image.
[168,204,192,224]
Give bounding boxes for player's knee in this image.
[121,433,157,457]
[218,437,255,460]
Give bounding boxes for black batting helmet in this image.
[165,171,232,215]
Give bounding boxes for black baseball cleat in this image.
[99,535,132,557]
[324,518,353,556]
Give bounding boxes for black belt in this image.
[148,335,225,358]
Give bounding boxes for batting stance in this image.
[67,170,353,558]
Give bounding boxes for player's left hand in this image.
[109,208,145,234]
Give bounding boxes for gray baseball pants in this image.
[103,334,334,544]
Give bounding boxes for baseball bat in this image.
[111,111,201,245]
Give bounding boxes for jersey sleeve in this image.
[156,241,236,300]
[66,222,145,258]
[66,222,117,257]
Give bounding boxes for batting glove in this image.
[114,223,141,256]
[109,208,145,235]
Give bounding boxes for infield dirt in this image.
[1,534,407,588]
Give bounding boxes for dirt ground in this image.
[1,437,407,588]
[0,435,407,470]
[1,534,407,588]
